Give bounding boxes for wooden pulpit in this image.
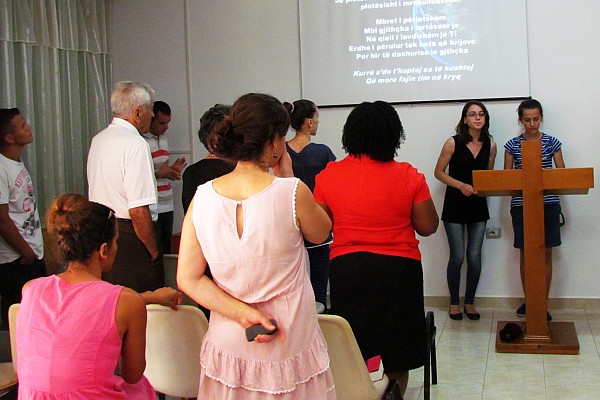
[473,140,593,354]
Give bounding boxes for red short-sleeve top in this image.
[314,155,432,261]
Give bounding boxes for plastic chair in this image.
[318,314,401,400]
[0,362,17,398]
[145,304,208,399]
[0,304,20,399]
[424,311,438,400]
[7,304,19,376]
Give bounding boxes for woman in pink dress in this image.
[16,193,182,399]
[177,93,336,399]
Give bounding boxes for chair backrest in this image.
[8,303,19,375]
[145,304,208,398]
[318,314,382,400]
[0,362,17,395]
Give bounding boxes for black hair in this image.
[153,100,171,117]
[0,108,20,147]
[198,104,231,150]
[283,100,317,131]
[342,101,405,162]
[518,99,543,119]
[455,100,492,143]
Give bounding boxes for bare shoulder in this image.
[118,287,146,313]
[294,179,312,200]
[440,136,456,154]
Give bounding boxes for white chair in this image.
[145,304,208,399]
[7,304,19,376]
[0,304,20,398]
[318,314,400,400]
[0,362,17,398]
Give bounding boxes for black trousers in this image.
[103,219,164,293]
[0,258,46,329]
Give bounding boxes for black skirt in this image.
[329,252,426,372]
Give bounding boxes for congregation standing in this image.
[1,87,570,399]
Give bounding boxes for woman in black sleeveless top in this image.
[434,101,497,321]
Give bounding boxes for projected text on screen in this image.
[300,0,530,106]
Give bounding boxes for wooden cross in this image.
[473,140,593,354]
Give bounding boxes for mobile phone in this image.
[245,319,278,342]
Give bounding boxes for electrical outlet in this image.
[486,227,501,239]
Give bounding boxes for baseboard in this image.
[424,296,600,310]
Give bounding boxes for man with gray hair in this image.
[87,81,163,292]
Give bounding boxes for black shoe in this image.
[449,310,463,320]
[516,303,552,321]
[464,307,481,321]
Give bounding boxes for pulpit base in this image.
[495,321,579,354]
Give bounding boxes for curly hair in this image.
[342,101,405,162]
[208,93,290,162]
[46,194,116,263]
[198,104,231,150]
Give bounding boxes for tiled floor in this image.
[403,306,600,400]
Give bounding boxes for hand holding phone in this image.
[245,319,278,342]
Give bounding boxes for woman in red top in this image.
[314,101,438,396]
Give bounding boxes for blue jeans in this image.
[444,221,486,305]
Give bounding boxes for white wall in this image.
[110,0,192,228]
[110,0,600,299]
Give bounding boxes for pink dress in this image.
[193,177,336,399]
[16,275,156,399]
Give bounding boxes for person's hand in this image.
[458,183,476,197]
[156,161,182,181]
[19,248,36,265]
[151,287,184,310]
[149,248,161,262]
[239,307,282,343]
[171,157,187,173]
[272,151,293,177]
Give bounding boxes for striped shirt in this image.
[143,133,173,214]
[504,133,562,207]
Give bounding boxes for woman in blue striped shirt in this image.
[504,99,565,321]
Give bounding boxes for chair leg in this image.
[384,379,403,400]
[424,311,438,400]
[424,313,431,400]
[431,334,438,385]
